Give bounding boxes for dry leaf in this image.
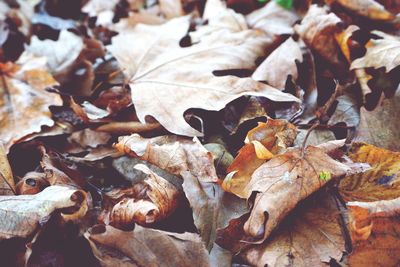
[103,164,180,227]
[329,94,360,127]
[15,172,49,195]
[294,5,342,65]
[351,31,400,73]
[294,129,336,147]
[223,119,297,198]
[85,224,210,267]
[115,134,218,183]
[252,37,303,90]
[339,142,400,202]
[159,0,184,19]
[0,55,61,151]
[356,91,400,151]
[347,197,400,267]
[0,185,87,239]
[108,17,299,136]
[246,1,299,37]
[241,192,345,267]
[68,128,111,149]
[333,0,396,21]
[243,143,357,242]
[0,144,15,195]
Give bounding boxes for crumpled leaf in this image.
[0,185,87,239]
[243,142,362,242]
[351,31,400,73]
[115,134,218,183]
[0,144,15,195]
[346,197,400,267]
[252,37,303,90]
[241,192,345,267]
[333,0,396,21]
[356,91,400,151]
[101,164,180,227]
[85,224,210,267]
[0,55,61,151]
[246,1,299,37]
[294,4,342,65]
[68,128,111,149]
[222,119,297,198]
[108,17,299,136]
[339,142,400,202]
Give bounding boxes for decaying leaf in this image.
[333,0,396,21]
[68,128,112,149]
[339,142,400,202]
[0,185,87,239]
[243,142,359,242]
[85,224,210,267]
[0,55,61,151]
[102,164,180,227]
[0,143,15,195]
[222,119,297,198]
[347,197,400,267]
[294,5,342,65]
[252,37,303,90]
[108,17,299,136]
[329,94,360,127]
[241,192,346,267]
[15,172,49,195]
[115,134,218,183]
[356,91,400,151]
[351,31,400,73]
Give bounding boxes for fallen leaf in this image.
[356,91,400,151]
[347,197,400,267]
[351,31,400,73]
[329,94,360,127]
[223,119,297,198]
[241,192,346,267]
[115,134,218,183]
[243,143,357,242]
[68,128,111,149]
[102,164,180,227]
[0,143,15,195]
[252,37,303,90]
[15,172,49,195]
[333,0,396,21]
[294,128,336,147]
[159,0,184,19]
[0,185,87,239]
[0,55,61,151]
[246,1,299,37]
[108,17,299,136]
[339,142,400,202]
[85,224,210,267]
[294,4,342,66]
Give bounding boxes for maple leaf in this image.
[108,17,299,136]
[241,192,345,267]
[0,185,87,239]
[351,31,400,73]
[243,142,362,242]
[0,54,61,151]
[85,224,210,267]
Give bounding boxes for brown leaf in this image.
[0,144,15,195]
[244,143,357,242]
[222,119,297,198]
[108,17,299,136]
[294,128,336,147]
[329,94,360,127]
[15,172,49,195]
[351,31,400,73]
[115,134,218,183]
[356,91,400,151]
[294,4,342,66]
[103,164,180,227]
[333,0,396,21]
[68,128,112,149]
[339,142,400,202]
[252,37,303,90]
[85,224,210,267]
[0,185,87,239]
[0,56,61,152]
[347,197,400,267]
[246,1,299,37]
[241,192,346,267]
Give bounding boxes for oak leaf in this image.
[85,224,210,267]
[108,17,299,136]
